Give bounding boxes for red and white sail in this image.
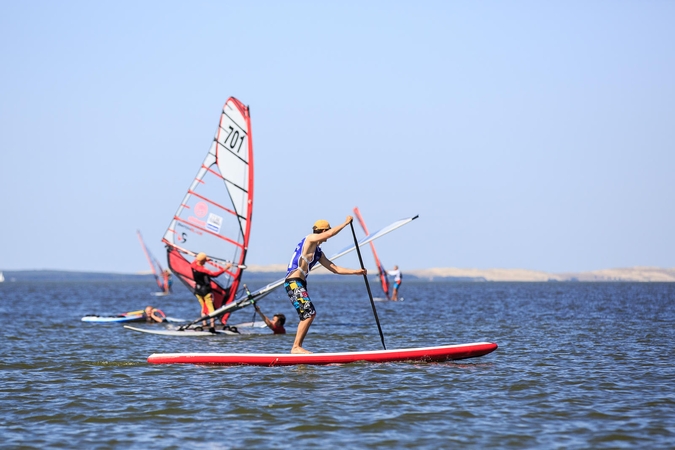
[162,97,254,323]
[354,207,391,300]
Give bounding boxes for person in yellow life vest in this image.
[190,252,232,333]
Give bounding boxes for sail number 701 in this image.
[223,126,246,153]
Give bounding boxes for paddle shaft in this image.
[350,221,386,350]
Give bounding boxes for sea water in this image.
[0,280,673,448]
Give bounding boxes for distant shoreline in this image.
[239,264,675,282]
[407,266,675,282]
[1,266,674,282]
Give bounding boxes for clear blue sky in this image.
[1,1,673,274]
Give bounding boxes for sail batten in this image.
[216,141,250,164]
[172,217,246,249]
[187,190,239,216]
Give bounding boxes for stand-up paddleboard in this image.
[83,315,186,323]
[147,342,498,366]
[124,325,240,336]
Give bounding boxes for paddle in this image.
[349,220,386,350]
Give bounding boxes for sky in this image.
[1,1,674,274]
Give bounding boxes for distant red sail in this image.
[137,230,168,293]
[354,207,391,300]
[162,97,254,323]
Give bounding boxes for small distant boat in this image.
[0,272,4,283]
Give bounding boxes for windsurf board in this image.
[124,325,240,336]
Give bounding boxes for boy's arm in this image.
[306,216,354,244]
[254,305,273,328]
[319,253,366,276]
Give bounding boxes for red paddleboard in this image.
[147,342,497,366]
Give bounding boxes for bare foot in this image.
[291,346,313,354]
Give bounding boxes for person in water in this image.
[190,252,232,333]
[143,306,166,323]
[285,216,366,354]
[387,265,402,301]
[254,304,286,334]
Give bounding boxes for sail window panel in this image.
[222,172,249,218]
[218,149,250,215]
[217,148,249,189]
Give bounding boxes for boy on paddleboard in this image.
[285,216,366,354]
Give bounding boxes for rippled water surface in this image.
[1,280,674,448]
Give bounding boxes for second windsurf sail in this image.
[354,207,391,300]
[137,230,170,294]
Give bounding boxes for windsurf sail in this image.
[353,207,390,299]
[163,97,254,324]
[179,215,419,330]
[137,230,170,293]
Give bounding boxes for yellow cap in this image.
[313,219,331,231]
[196,252,208,261]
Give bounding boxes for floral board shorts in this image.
[284,278,316,321]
